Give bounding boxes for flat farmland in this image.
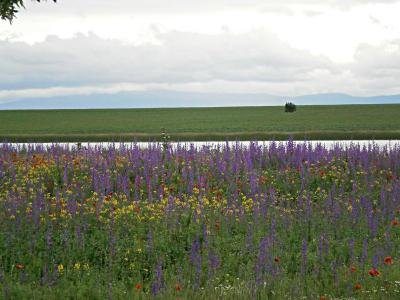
[1,104,400,141]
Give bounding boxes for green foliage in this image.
[285,102,297,113]
[0,0,56,23]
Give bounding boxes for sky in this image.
[1,0,400,106]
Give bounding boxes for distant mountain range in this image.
[294,93,400,105]
[0,91,399,109]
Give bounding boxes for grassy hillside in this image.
[1,104,400,141]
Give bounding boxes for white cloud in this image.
[16,0,400,15]
[0,0,399,101]
[1,0,399,63]
[0,30,335,88]
[0,30,399,99]
[349,40,400,95]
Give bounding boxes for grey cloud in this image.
[1,30,400,97]
[0,30,335,90]
[352,40,400,78]
[350,40,400,94]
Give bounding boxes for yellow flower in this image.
[58,264,64,273]
[74,262,81,270]
[83,263,90,271]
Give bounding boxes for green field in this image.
[1,104,400,142]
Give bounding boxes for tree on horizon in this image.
[1,0,56,23]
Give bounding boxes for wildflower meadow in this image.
[1,141,400,299]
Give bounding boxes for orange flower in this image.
[350,265,357,273]
[133,205,140,213]
[175,283,182,292]
[354,283,362,290]
[391,219,399,226]
[215,220,221,231]
[384,256,394,266]
[15,264,24,270]
[368,268,380,277]
[274,256,281,263]
[134,283,142,291]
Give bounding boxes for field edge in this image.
[2,130,400,142]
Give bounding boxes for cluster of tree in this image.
[285,102,297,113]
[0,0,56,23]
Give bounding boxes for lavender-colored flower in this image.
[301,239,308,275]
[146,230,153,255]
[255,237,270,286]
[245,223,254,253]
[372,253,379,269]
[189,237,202,287]
[208,251,220,277]
[348,238,355,263]
[151,262,165,295]
[360,238,368,265]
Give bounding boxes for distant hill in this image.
[294,93,400,105]
[0,91,399,109]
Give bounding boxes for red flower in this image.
[384,256,394,266]
[175,283,182,292]
[15,264,25,270]
[391,219,399,226]
[134,283,142,291]
[354,283,362,290]
[350,265,357,273]
[368,268,380,277]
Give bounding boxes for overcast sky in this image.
[1,0,400,104]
